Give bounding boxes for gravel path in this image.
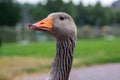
[14,63,120,80]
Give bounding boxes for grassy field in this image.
[0,38,120,79]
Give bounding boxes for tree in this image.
[30,3,50,22]
[30,0,76,22]
[116,11,120,23]
[29,0,120,26]
[0,0,21,27]
[76,2,87,26]
[63,1,77,19]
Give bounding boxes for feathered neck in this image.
[46,37,76,80]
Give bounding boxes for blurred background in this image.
[0,0,120,80]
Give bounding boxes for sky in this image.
[16,0,117,6]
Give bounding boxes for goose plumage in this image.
[29,12,77,80]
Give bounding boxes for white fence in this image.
[0,25,120,43]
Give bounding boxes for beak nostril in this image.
[40,22,44,24]
[29,24,32,29]
[29,24,31,27]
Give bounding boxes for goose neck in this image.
[47,38,76,80]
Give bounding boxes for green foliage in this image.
[76,2,119,26]
[29,0,120,26]
[0,0,21,27]
[30,0,77,22]
[30,3,50,21]
[0,0,119,26]
[116,10,120,23]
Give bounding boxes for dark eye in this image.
[59,16,64,20]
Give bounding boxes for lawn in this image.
[1,38,120,63]
[0,38,120,79]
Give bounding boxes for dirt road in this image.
[14,63,120,80]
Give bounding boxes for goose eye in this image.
[59,16,64,20]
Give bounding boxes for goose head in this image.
[29,12,77,80]
[29,12,77,40]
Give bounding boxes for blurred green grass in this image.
[0,38,120,79]
[1,41,56,57]
[1,38,120,65]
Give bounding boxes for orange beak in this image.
[29,17,53,32]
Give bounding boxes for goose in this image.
[29,12,77,80]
